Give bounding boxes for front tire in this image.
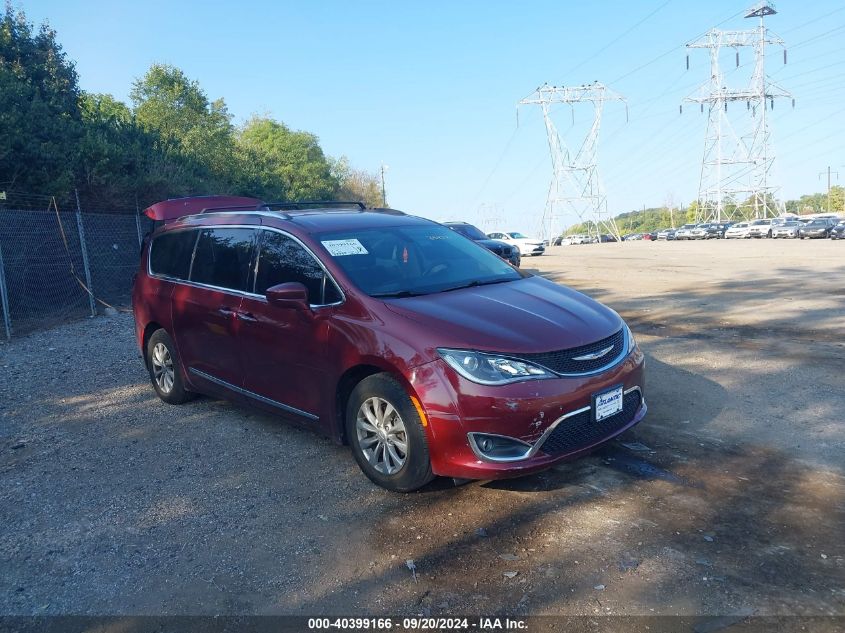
[346,374,434,492]
[146,329,194,405]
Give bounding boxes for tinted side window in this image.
[190,227,256,291]
[254,231,341,305]
[149,230,197,280]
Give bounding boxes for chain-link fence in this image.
[0,208,155,339]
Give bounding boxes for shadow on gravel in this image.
[534,264,845,348]
[3,281,845,618]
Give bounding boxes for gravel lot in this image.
[0,238,843,618]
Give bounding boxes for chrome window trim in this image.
[147,223,345,309]
[465,386,644,464]
[189,368,318,421]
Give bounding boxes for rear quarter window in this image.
[149,230,197,280]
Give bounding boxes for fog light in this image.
[469,433,533,462]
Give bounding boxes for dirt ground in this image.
[0,238,843,620]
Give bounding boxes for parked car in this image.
[674,223,698,240]
[830,221,845,240]
[746,218,774,238]
[656,228,676,240]
[487,231,545,256]
[771,221,801,239]
[443,221,520,267]
[724,222,750,239]
[799,219,835,239]
[133,196,646,491]
[689,222,728,239]
[568,234,593,245]
[771,215,800,228]
[715,222,733,237]
[599,233,618,243]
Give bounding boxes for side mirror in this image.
[265,282,309,310]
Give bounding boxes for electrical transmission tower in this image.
[683,2,791,222]
[519,82,626,242]
[478,202,505,232]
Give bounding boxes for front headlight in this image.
[624,321,637,351]
[437,348,554,385]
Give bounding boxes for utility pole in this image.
[518,82,627,242]
[682,2,791,222]
[380,164,388,207]
[819,167,839,214]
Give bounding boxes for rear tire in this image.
[346,374,434,492]
[146,329,194,405]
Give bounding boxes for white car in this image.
[724,222,750,239]
[746,218,773,238]
[567,234,591,245]
[486,231,546,256]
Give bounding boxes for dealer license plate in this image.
[593,385,623,422]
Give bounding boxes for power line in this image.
[561,0,674,78]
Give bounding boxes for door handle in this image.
[217,307,236,318]
[236,311,258,322]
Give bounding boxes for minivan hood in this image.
[382,276,622,354]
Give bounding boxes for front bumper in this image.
[411,344,646,480]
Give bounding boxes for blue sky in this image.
[20,1,845,233]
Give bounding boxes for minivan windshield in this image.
[319,225,523,298]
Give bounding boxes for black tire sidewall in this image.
[146,329,192,405]
[345,374,434,492]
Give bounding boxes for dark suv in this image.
[133,196,646,491]
[442,221,520,267]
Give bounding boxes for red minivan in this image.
[132,196,646,491]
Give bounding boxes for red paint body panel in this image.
[132,199,647,482]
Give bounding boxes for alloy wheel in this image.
[356,397,408,475]
[151,342,175,394]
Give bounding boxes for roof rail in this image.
[263,200,366,211]
[199,204,265,214]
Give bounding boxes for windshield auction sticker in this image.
[322,239,369,256]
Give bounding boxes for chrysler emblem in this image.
[572,345,614,361]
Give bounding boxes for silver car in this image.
[771,221,801,239]
[674,223,698,240]
[724,222,750,239]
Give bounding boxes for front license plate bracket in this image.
[592,384,624,423]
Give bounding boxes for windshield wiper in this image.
[371,290,428,298]
[440,278,515,293]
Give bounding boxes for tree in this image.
[0,3,83,196]
[238,116,338,201]
[131,63,235,188]
[331,156,382,207]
